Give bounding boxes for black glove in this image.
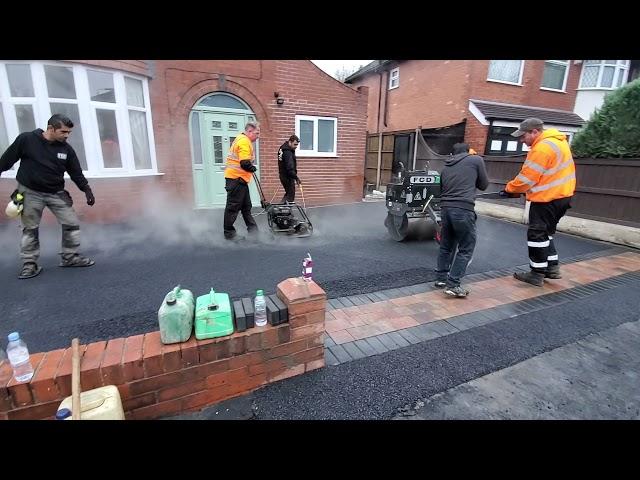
[240,160,257,173]
[295,177,302,185]
[84,186,95,206]
[499,189,520,198]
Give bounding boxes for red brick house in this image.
[0,60,368,223]
[345,60,637,187]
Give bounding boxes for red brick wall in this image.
[349,60,582,152]
[0,60,368,225]
[350,60,471,133]
[69,60,150,77]
[0,278,326,420]
[464,114,489,154]
[264,61,368,205]
[468,60,581,110]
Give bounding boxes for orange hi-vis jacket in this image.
[224,133,254,183]
[505,129,576,203]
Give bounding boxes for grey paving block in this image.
[378,333,401,351]
[336,297,355,308]
[354,339,378,357]
[398,287,416,297]
[562,290,584,300]
[328,299,342,309]
[365,336,390,355]
[371,292,390,302]
[387,331,410,348]
[342,342,367,360]
[525,297,554,310]
[328,344,352,364]
[406,284,426,294]
[324,336,336,348]
[409,323,444,341]
[476,308,508,322]
[493,304,525,318]
[356,294,373,304]
[427,319,461,336]
[571,286,593,297]
[384,288,405,298]
[365,293,382,303]
[446,313,488,331]
[324,349,340,366]
[397,328,422,345]
[346,295,366,306]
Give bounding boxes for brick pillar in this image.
[276,278,327,372]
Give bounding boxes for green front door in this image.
[193,111,260,208]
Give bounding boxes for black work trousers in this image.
[527,197,572,273]
[435,207,477,288]
[280,175,296,203]
[223,178,257,238]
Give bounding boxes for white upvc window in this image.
[0,61,158,177]
[487,60,525,86]
[541,60,569,92]
[389,67,399,90]
[579,60,629,89]
[295,115,337,157]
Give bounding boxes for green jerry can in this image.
[158,285,195,344]
[195,288,234,340]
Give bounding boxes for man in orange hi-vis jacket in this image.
[223,121,260,240]
[501,118,576,286]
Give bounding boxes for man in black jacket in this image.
[277,135,301,203]
[0,114,96,279]
[434,143,489,297]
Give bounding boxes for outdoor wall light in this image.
[274,91,285,105]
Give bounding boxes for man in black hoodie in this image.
[434,143,489,297]
[277,135,301,203]
[0,114,96,279]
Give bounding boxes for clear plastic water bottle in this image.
[254,290,267,327]
[6,332,34,383]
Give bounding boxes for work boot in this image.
[545,265,562,279]
[224,234,245,242]
[18,262,43,279]
[513,271,544,287]
[444,285,469,298]
[59,253,95,267]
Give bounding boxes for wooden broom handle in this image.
[71,338,81,420]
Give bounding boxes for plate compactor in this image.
[253,173,313,238]
[384,169,443,243]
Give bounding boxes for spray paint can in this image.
[302,253,313,282]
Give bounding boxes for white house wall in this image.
[574,90,609,121]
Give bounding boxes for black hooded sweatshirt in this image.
[0,129,89,193]
[277,142,298,180]
[439,152,489,211]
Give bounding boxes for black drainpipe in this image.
[383,70,389,127]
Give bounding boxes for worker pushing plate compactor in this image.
[252,173,313,238]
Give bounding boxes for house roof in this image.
[470,99,585,126]
[344,60,391,83]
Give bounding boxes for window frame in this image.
[540,60,569,92]
[388,67,400,90]
[486,60,525,86]
[295,114,338,158]
[0,60,158,178]
[578,60,630,90]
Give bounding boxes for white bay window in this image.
[0,61,157,177]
